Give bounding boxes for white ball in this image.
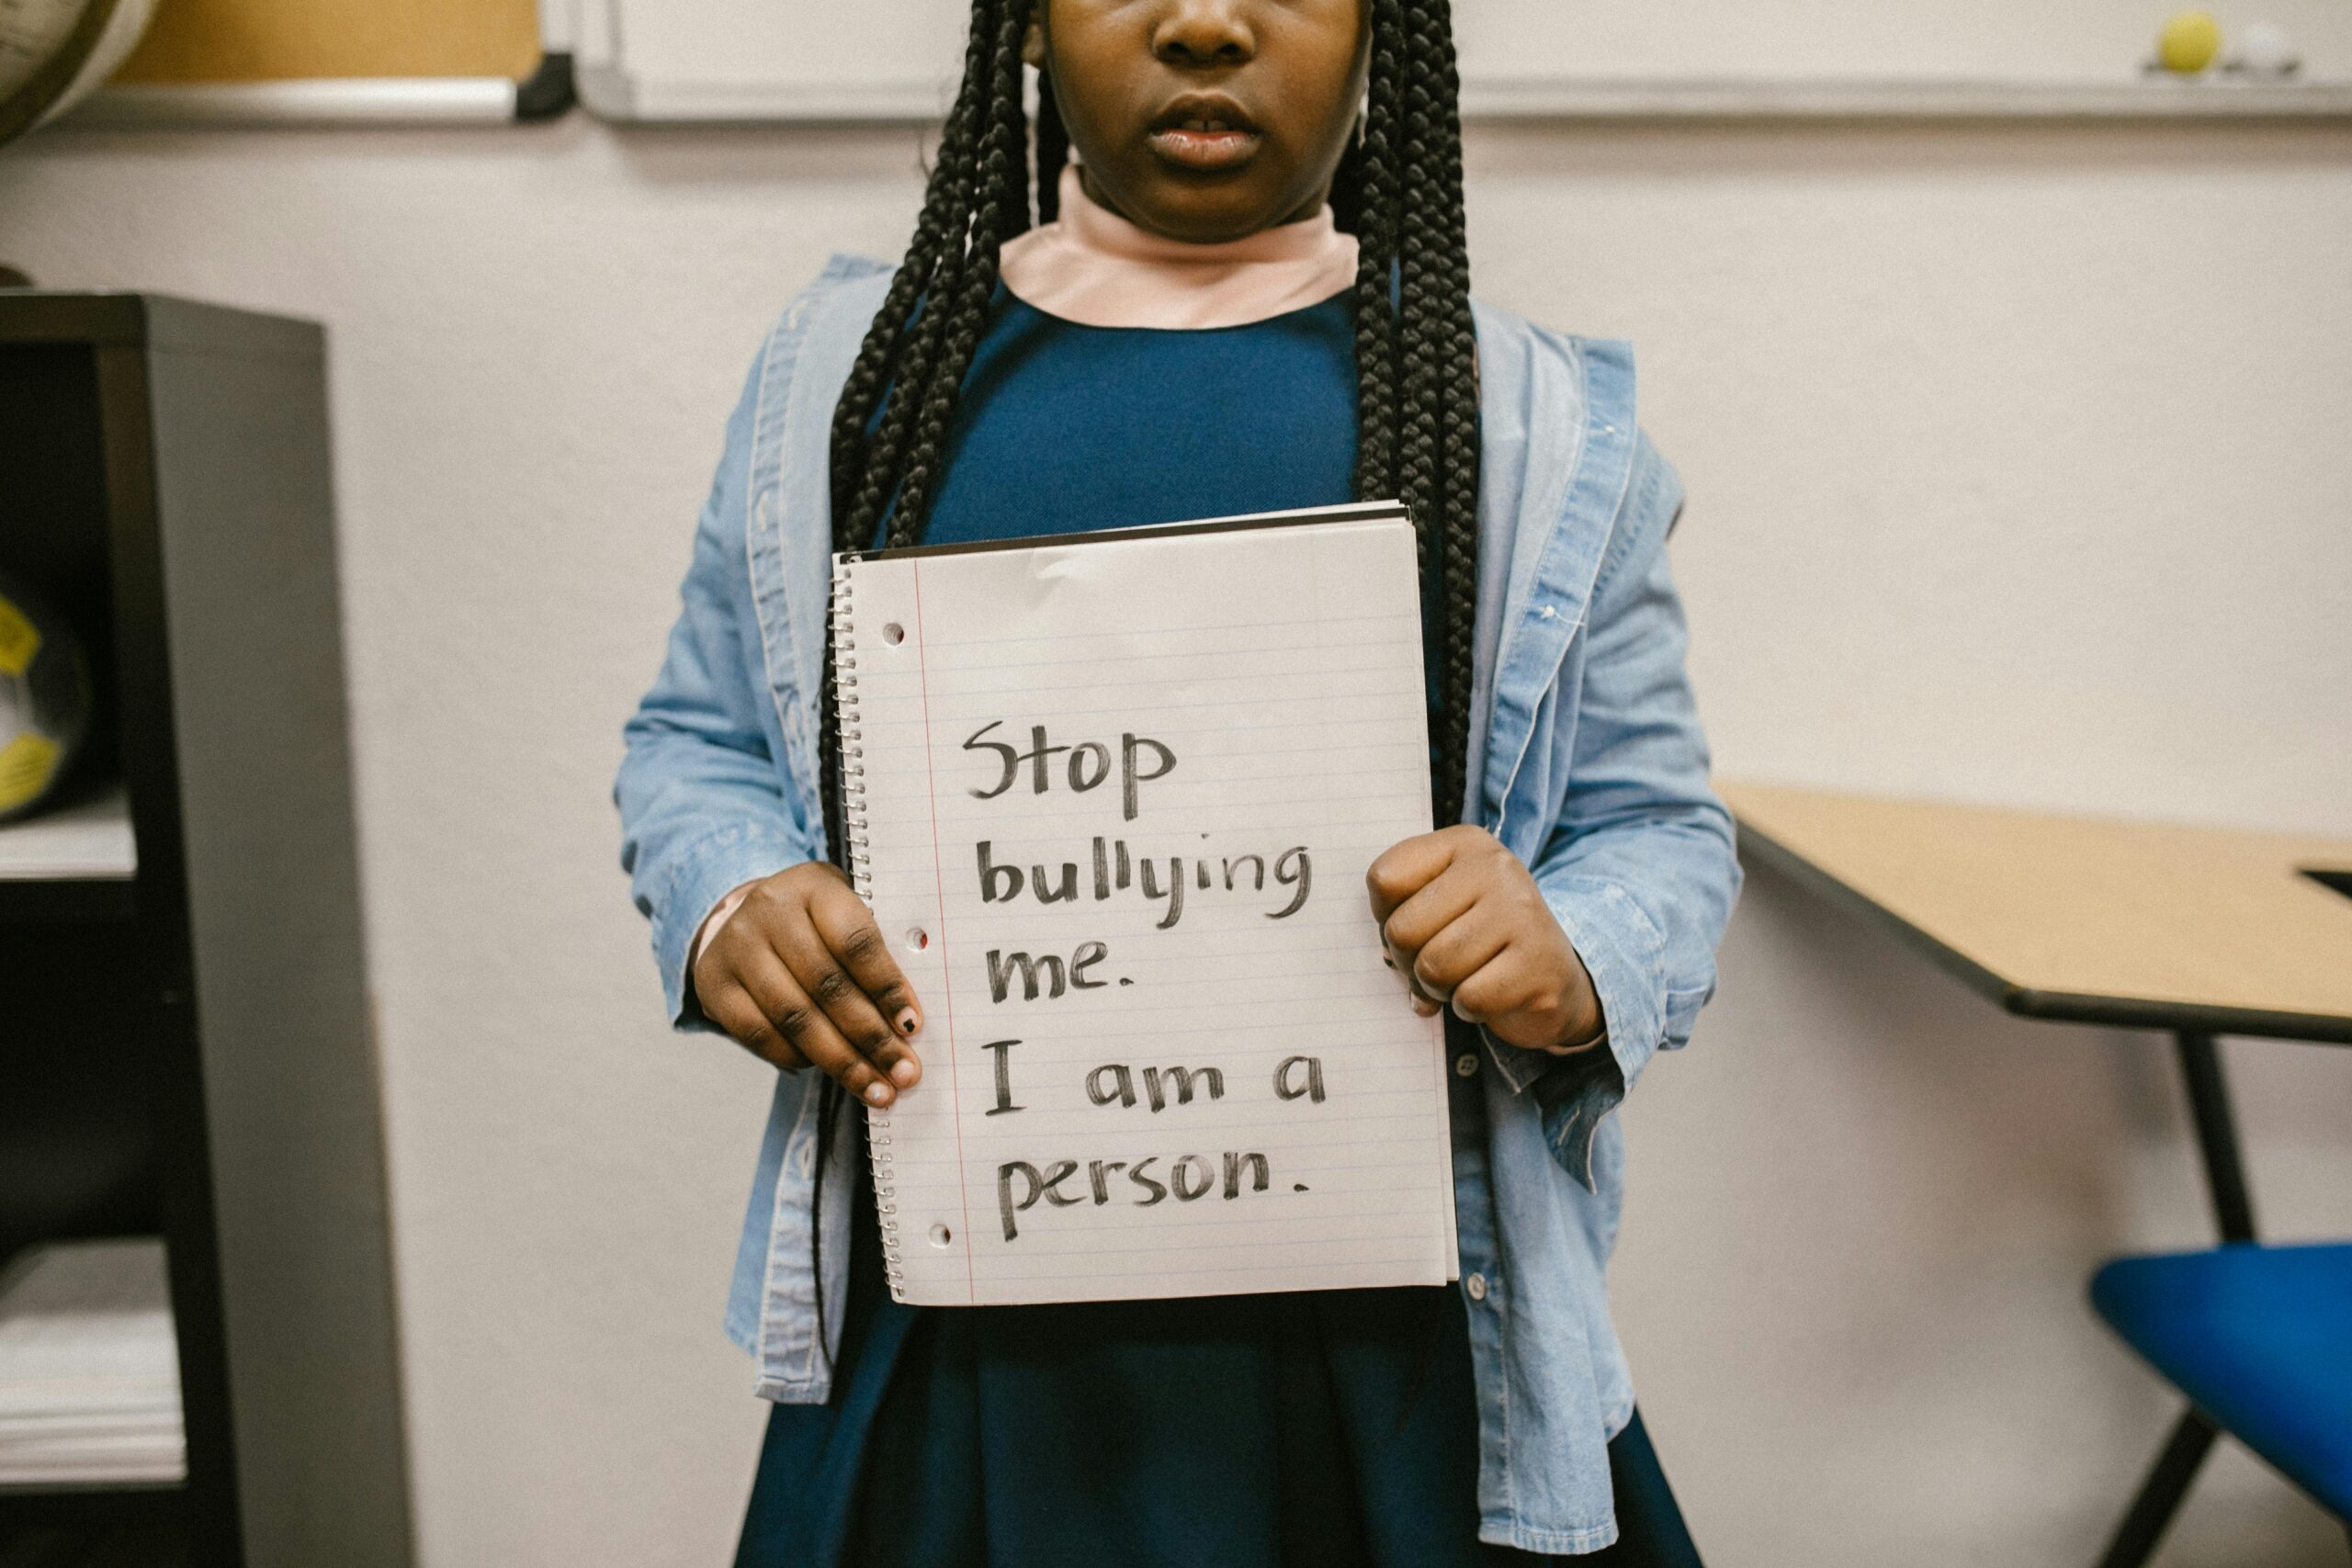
[2235,20,2301,78]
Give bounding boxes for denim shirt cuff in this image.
[1488,876,1668,1190]
[656,823,808,1031]
[1525,1047,1628,1194]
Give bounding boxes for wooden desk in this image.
[1721,781,2352,1564]
[1722,782,2352,1045]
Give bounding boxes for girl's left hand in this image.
[1368,826,1606,1054]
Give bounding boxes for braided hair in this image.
[822,0,1481,851]
[809,1,1481,1366]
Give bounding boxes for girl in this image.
[616,1,1739,1562]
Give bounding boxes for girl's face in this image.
[1026,0,1371,244]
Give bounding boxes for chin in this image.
[1127,177,1295,244]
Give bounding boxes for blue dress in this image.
[736,290,1702,1568]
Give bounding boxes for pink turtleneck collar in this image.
[998,164,1361,330]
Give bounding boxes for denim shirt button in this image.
[1454,1053,1479,1078]
[1465,1272,1489,1303]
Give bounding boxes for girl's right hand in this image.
[692,863,924,1107]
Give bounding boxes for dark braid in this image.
[1416,0,1483,832]
[808,8,1023,1379]
[834,2,1018,559]
[882,0,1033,549]
[1035,70,1071,224]
[826,13,995,548]
[1392,0,1476,826]
[1347,0,1407,518]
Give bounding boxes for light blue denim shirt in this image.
[616,255,1739,1555]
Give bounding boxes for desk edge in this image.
[1731,815,2352,1048]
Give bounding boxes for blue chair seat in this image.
[2091,1242,2352,1519]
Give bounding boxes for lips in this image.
[1147,93,1264,172]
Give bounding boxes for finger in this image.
[1379,924,1448,1013]
[700,977,808,1073]
[736,951,897,1107]
[809,883,925,1050]
[1377,944,1443,1017]
[1381,860,1489,956]
[1380,927,1443,1009]
[1365,830,1466,922]
[772,913,917,1095]
[1411,907,1513,1001]
[1379,930,1447,1016]
[1380,865,1485,1010]
[1449,949,1544,1029]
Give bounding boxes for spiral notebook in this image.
[834,502,1458,1307]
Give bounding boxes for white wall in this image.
[2,110,2346,1567]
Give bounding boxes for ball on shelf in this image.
[2232,20,2301,77]
[0,571,93,822]
[2156,10,2223,73]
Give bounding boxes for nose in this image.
[1152,0,1256,67]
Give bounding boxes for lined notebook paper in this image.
[836,503,1457,1307]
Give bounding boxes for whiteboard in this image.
[573,0,2352,121]
[1458,0,2351,85]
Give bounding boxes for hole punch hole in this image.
[882,622,905,646]
[929,1223,953,1248]
[905,926,929,952]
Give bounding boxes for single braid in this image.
[1393,4,1459,818]
[1035,69,1071,224]
[1348,0,1408,505]
[842,179,977,548]
[1411,0,1482,829]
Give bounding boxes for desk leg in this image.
[2091,1033,2262,1568]
[2096,1410,2220,1568]
[2174,1031,2256,1245]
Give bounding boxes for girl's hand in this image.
[693,863,924,1106]
[1368,826,1606,1055]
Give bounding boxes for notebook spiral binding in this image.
[830,554,904,1299]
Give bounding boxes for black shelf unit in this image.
[0,876,136,923]
[1,294,412,1568]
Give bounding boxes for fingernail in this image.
[1412,997,1440,1017]
[1383,954,1396,970]
[865,1082,892,1106]
[890,1059,918,1086]
[895,1009,921,1036]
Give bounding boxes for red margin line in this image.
[909,559,978,1303]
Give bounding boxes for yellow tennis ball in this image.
[2157,10,2222,73]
